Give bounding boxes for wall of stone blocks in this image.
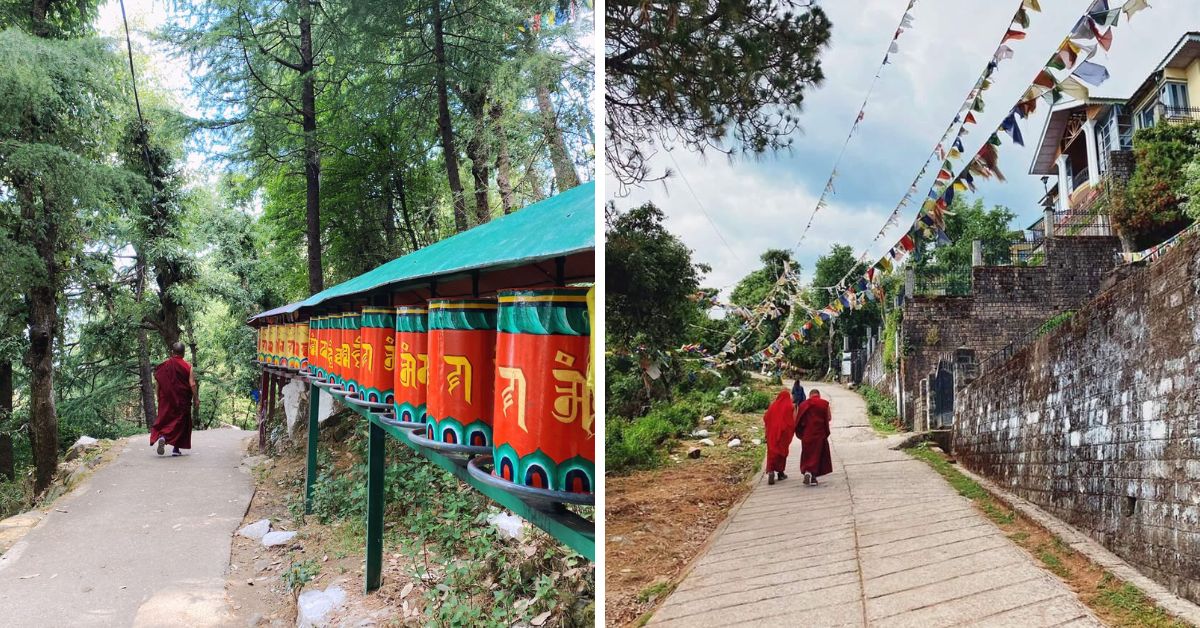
[954,234,1200,605]
[898,236,1121,422]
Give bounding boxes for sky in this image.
[606,0,1200,294]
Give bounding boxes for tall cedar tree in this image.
[605,0,831,191]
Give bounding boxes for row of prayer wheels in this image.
[255,288,594,496]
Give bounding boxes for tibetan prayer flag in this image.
[899,234,916,252]
[1047,54,1067,72]
[953,137,965,152]
[1001,114,1025,146]
[1073,60,1110,86]
[962,171,976,192]
[953,180,969,193]
[964,112,978,125]
[1060,76,1090,101]
[889,41,900,54]
[937,169,953,181]
[1086,0,1108,12]
[1071,17,1095,40]
[1003,29,1026,44]
[1124,0,1150,20]
[972,97,985,113]
[1033,70,1056,90]
[901,13,915,28]
[1023,0,1041,11]
[995,45,1015,61]
[1090,22,1113,51]
[989,133,1003,147]
[1090,8,1120,27]
[948,148,962,159]
[1013,8,1030,29]
[878,258,893,273]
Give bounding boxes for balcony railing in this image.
[1071,169,1090,191]
[1158,104,1200,121]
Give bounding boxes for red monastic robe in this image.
[762,391,796,474]
[150,355,193,449]
[795,395,833,477]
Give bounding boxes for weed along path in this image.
[0,428,254,627]
[648,382,1100,627]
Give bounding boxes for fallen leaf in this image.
[400,583,414,598]
[531,610,552,626]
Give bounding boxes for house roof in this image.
[1028,99,1122,176]
[248,181,595,324]
[1128,32,1200,109]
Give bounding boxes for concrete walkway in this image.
[0,429,255,628]
[650,383,1100,628]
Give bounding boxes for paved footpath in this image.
[650,383,1101,628]
[0,429,254,628]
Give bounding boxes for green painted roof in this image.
[249,182,594,322]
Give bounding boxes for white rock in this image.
[692,429,710,438]
[72,436,98,448]
[487,512,526,540]
[698,438,715,447]
[261,530,297,547]
[282,379,307,437]
[751,439,762,446]
[238,519,272,540]
[296,584,346,628]
[727,439,743,448]
[702,415,716,425]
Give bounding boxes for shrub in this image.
[859,384,898,421]
[606,418,665,473]
[730,390,772,413]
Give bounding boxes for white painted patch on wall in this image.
[1026,411,1040,425]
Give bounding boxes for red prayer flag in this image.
[1003,29,1027,43]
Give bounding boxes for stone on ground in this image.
[296,584,346,628]
[238,519,272,540]
[487,512,525,540]
[261,530,297,547]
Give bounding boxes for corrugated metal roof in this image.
[249,182,594,323]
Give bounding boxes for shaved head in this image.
[170,342,185,357]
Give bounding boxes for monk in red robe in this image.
[762,391,796,485]
[150,343,198,456]
[795,389,833,486]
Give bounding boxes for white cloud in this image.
[607,0,1200,293]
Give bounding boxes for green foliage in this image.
[605,202,708,356]
[605,0,832,188]
[1037,310,1075,337]
[730,390,771,413]
[882,308,901,372]
[1111,122,1200,249]
[282,559,320,592]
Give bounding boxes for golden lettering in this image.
[444,355,472,404]
[398,342,417,388]
[552,350,592,435]
[497,366,527,432]
[360,341,374,373]
[417,354,428,385]
[351,334,363,369]
[383,336,395,371]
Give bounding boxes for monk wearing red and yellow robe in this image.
[795,389,833,486]
[762,391,796,485]
[150,343,198,456]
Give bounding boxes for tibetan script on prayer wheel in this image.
[427,299,497,446]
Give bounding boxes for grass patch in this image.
[908,443,1190,628]
[857,385,901,435]
[1092,573,1189,628]
[637,580,674,604]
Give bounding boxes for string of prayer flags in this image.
[793,0,920,250]
[1124,0,1151,20]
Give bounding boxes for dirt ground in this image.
[224,438,427,627]
[605,409,766,627]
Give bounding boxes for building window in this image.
[1162,81,1190,117]
[1136,105,1156,129]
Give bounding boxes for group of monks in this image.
[763,381,833,486]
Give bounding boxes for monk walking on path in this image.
[795,389,832,486]
[151,342,198,456]
[762,391,796,485]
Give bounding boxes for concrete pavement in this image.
[0,429,255,627]
[649,383,1100,627]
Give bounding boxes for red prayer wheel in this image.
[392,306,429,424]
[426,299,497,446]
[341,311,362,393]
[306,318,317,375]
[492,288,594,494]
[356,307,396,404]
[295,322,308,370]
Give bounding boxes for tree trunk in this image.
[465,98,491,225]
[27,210,59,495]
[134,252,157,430]
[300,0,323,295]
[0,360,13,481]
[29,0,51,36]
[535,84,580,192]
[432,0,469,232]
[490,101,516,214]
[395,169,421,250]
[382,175,397,252]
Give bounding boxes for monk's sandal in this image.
[156,437,166,456]
[768,472,776,485]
